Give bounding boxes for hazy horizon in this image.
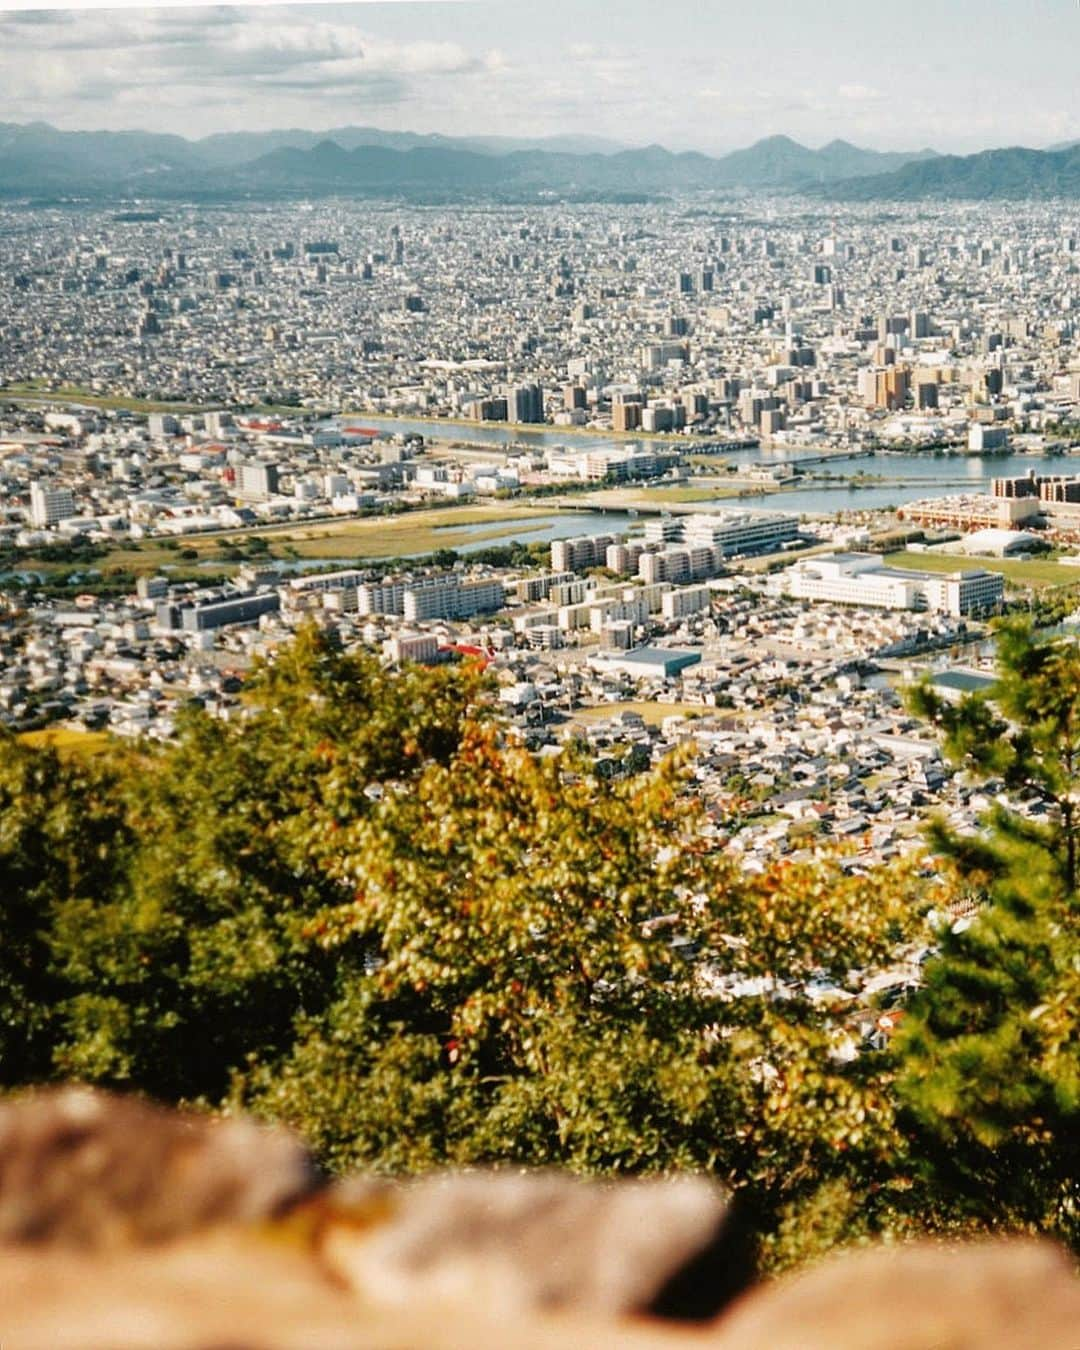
[3,0,1080,156]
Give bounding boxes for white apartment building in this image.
[550,534,618,573]
[639,545,721,585]
[662,584,712,620]
[681,511,801,556]
[515,571,575,603]
[237,462,279,501]
[358,579,408,616]
[606,541,646,575]
[921,569,1006,616]
[770,553,1004,617]
[29,482,77,528]
[402,576,505,622]
[588,595,650,632]
[384,633,440,664]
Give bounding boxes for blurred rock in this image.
[709,1237,1080,1350]
[0,1086,318,1248]
[320,1170,747,1320]
[0,1237,702,1350]
[1,1088,1078,1349]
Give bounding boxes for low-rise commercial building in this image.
[770,552,1004,617]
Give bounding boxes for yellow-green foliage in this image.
[6,621,1080,1268]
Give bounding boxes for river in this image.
[342,414,1074,514]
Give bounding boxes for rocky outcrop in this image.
[710,1236,1080,1350]
[0,1085,318,1248]
[319,1170,748,1319]
[0,1239,702,1350]
[0,1087,1078,1349]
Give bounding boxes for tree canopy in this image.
[3,618,1080,1268]
[899,619,1080,1246]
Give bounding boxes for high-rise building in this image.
[237,462,280,500]
[866,366,910,411]
[506,384,544,424]
[612,401,642,432]
[402,576,505,622]
[551,534,618,573]
[640,341,688,371]
[29,481,76,528]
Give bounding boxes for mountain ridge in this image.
[0,120,941,199]
[828,144,1080,200]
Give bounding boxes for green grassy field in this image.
[279,513,550,560]
[7,505,573,589]
[19,728,114,755]
[570,700,707,726]
[0,382,210,414]
[885,551,1080,589]
[617,485,742,504]
[81,505,559,575]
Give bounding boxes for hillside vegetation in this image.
[2,620,1078,1269]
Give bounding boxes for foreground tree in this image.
[2,626,935,1264]
[0,733,129,1084]
[50,626,488,1101]
[234,709,928,1255]
[898,618,1080,1246]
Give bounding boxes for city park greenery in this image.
[1,619,1079,1268]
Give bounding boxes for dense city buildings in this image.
[5,190,1080,869]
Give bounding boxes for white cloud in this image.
[837,83,883,102]
[0,5,507,128]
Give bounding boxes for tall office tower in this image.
[612,399,642,432]
[664,315,689,337]
[874,367,911,411]
[238,462,280,500]
[910,311,931,339]
[677,271,694,293]
[640,340,689,371]
[698,268,714,292]
[506,384,545,424]
[29,481,76,528]
[563,384,587,411]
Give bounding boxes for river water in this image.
[343,414,1075,516]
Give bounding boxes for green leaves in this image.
[0,624,940,1269]
[0,731,130,1085]
[898,619,1080,1246]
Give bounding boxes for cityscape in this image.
[9,193,1080,851]
[4,3,1080,1346]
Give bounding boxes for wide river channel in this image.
[345,413,1075,517]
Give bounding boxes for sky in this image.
[3,0,1080,154]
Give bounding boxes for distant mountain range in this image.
[0,122,940,200]
[829,144,1080,201]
